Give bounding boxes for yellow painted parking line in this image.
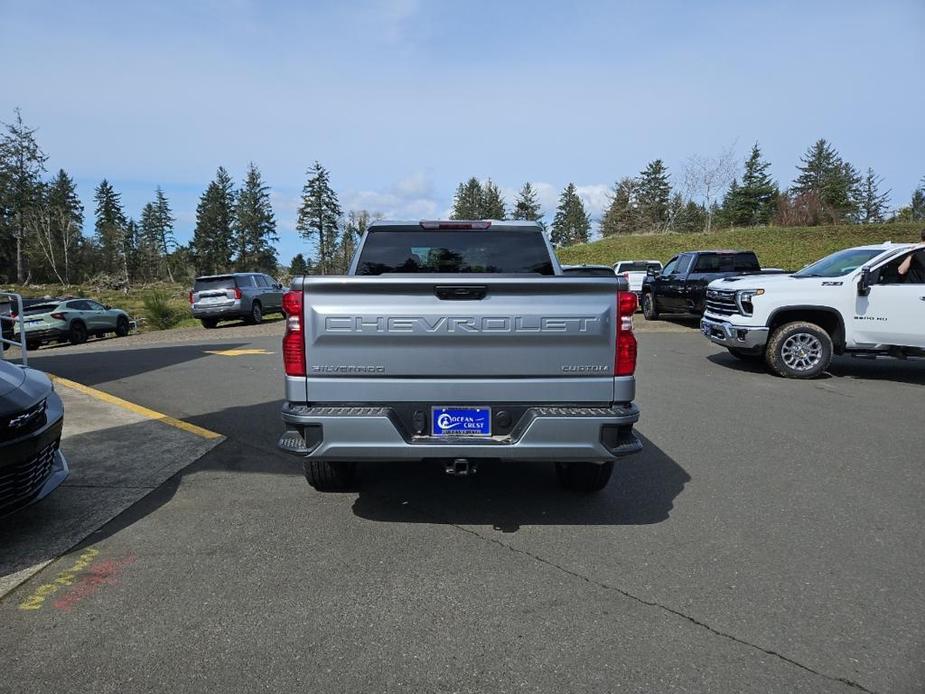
[203,348,274,357]
[49,375,223,441]
[18,548,100,610]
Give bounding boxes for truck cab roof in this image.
[367,220,544,232]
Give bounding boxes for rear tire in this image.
[200,318,218,329]
[68,321,88,345]
[555,461,614,492]
[766,321,832,379]
[641,292,660,321]
[26,340,41,352]
[115,316,130,337]
[248,302,263,325]
[304,460,356,492]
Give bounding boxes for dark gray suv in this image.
[189,273,284,329]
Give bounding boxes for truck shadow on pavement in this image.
[28,342,251,385]
[350,434,689,532]
[706,350,925,385]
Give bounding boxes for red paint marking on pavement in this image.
[52,555,137,612]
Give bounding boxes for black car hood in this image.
[0,361,51,415]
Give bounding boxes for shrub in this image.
[142,290,182,330]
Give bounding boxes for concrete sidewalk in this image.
[0,379,223,597]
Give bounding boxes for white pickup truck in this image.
[701,242,925,378]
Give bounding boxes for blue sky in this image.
[2,0,923,264]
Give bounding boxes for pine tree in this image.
[296,162,342,275]
[0,108,48,283]
[716,179,740,229]
[289,253,309,276]
[637,160,671,231]
[191,167,235,275]
[123,218,139,284]
[481,179,506,219]
[550,183,590,246]
[451,178,483,219]
[727,143,778,226]
[234,163,278,274]
[512,182,543,222]
[858,168,890,224]
[94,179,128,278]
[153,187,176,281]
[792,139,860,223]
[600,178,640,236]
[138,202,161,281]
[675,200,707,232]
[912,188,925,221]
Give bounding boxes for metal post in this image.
[0,292,28,366]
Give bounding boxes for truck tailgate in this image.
[297,275,623,404]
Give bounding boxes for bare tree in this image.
[683,143,738,233]
[27,206,78,287]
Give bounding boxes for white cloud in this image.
[341,171,440,220]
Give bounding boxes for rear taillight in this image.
[623,272,630,280]
[10,312,17,319]
[50,312,66,320]
[282,290,305,377]
[234,287,242,300]
[188,291,193,304]
[615,291,637,377]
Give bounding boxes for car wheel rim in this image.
[781,333,823,371]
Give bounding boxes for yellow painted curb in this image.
[49,375,223,441]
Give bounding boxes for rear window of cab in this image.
[356,230,555,275]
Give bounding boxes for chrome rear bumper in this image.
[279,403,642,463]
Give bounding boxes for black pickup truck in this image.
[641,250,785,320]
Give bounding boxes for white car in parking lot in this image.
[613,260,662,297]
[701,242,925,378]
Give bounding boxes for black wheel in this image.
[68,321,88,345]
[727,347,764,363]
[200,318,218,329]
[26,340,41,352]
[115,315,130,337]
[303,460,356,492]
[555,461,614,492]
[248,301,263,325]
[766,321,832,379]
[641,292,660,321]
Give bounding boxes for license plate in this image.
[200,297,224,305]
[432,407,491,437]
[25,319,42,325]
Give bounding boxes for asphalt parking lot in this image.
[1,321,923,693]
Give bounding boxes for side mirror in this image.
[857,267,872,296]
[104,304,112,310]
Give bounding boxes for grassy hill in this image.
[557,223,923,270]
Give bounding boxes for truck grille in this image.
[0,440,58,515]
[705,289,739,316]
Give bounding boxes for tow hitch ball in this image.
[445,458,477,476]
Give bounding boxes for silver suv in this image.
[190,273,284,329]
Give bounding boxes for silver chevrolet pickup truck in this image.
[278,220,641,492]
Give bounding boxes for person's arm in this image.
[898,244,925,276]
